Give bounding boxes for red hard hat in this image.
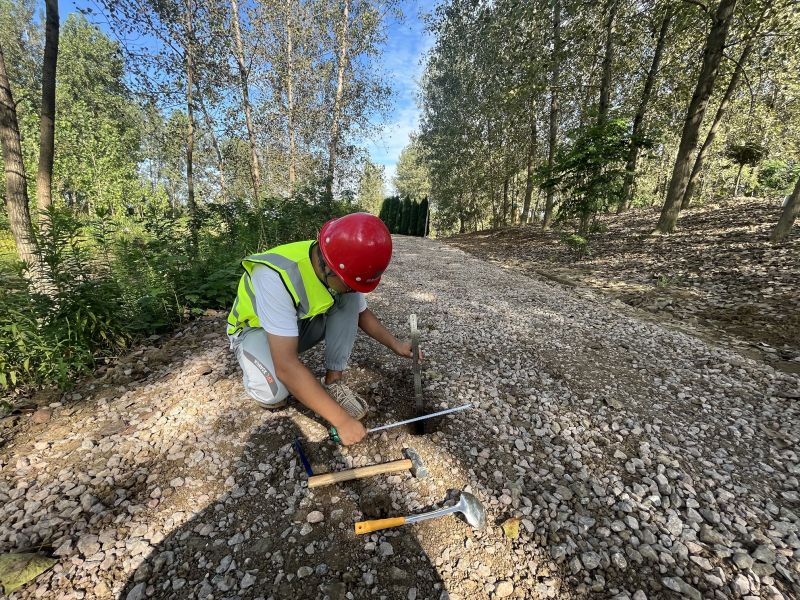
[319,213,392,293]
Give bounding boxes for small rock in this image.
[31,409,52,424]
[379,542,394,557]
[307,511,324,523]
[495,581,514,598]
[732,552,754,570]
[752,545,776,564]
[126,583,146,600]
[77,534,100,557]
[297,566,313,578]
[662,576,701,600]
[581,551,601,570]
[241,573,257,589]
[731,574,750,595]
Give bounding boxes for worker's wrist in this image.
[328,407,354,429]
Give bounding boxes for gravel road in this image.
[1,235,798,600]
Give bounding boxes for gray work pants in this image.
[228,293,361,406]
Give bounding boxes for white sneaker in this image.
[321,378,368,420]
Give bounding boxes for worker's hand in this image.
[392,339,423,361]
[333,416,367,446]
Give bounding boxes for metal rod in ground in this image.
[410,313,424,432]
[294,437,314,476]
[367,403,473,434]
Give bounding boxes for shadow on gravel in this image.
[118,415,446,600]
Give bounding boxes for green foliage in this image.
[542,119,631,235]
[399,197,413,234]
[560,233,591,260]
[757,160,799,195]
[725,142,766,168]
[410,201,420,236]
[416,197,430,236]
[0,186,355,392]
[393,137,431,201]
[357,160,385,215]
[0,552,57,594]
[378,196,428,237]
[380,195,402,233]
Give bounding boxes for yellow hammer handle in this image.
[355,516,407,535]
[308,459,412,489]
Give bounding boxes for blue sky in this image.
[61,0,435,193]
[363,0,436,192]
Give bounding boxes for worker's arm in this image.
[358,308,418,359]
[267,333,366,445]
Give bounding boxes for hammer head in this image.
[402,447,428,479]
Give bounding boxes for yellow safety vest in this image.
[226,240,334,335]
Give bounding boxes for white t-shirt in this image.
[250,264,367,336]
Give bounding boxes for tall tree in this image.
[229,0,262,206]
[770,176,800,242]
[35,0,59,220]
[521,102,538,225]
[618,5,672,213]
[185,0,198,253]
[394,137,431,201]
[0,41,38,268]
[543,0,561,229]
[597,0,618,125]
[326,0,350,197]
[285,0,297,188]
[196,90,227,202]
[653,0,738,234]
[357,159,384,214]
[680,2,771,209]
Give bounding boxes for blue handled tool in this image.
[293,437,314,476]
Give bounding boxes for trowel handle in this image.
[355,516,406,535]
[354,504,461,534]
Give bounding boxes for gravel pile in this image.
[0,235,798,599]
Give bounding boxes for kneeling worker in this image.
[226,213,413,445]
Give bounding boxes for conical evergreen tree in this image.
[410,200,420,236]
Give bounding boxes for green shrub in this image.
[560,233,591,260]
[757,160,799,195]
[0,183,358,392]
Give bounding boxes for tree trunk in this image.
[522,105,537,225]
[543,0,561,230]
[682,19,762,209]
[0,43,39,268]
[654,0,738,234]
[326,0,350,198]
[502,176,509,226]
[619,6,672,213]
[770,176,800,242]
[597,0,618,124]
[185,0,198,253]
[733,163,744,196]
[230,0,262,206]
[286,0,296,188]
[196,91,227,202]
[36,0,59,222]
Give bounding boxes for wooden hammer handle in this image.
[355,516,407,535]
[307,458,412,488]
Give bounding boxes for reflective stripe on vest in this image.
[226,241,333,335]
[246,251,311,315]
